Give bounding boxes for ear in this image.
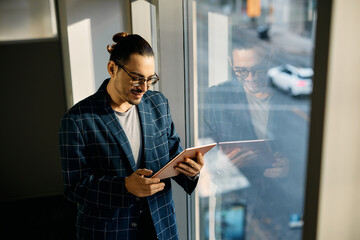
[107,60,118,77]
[228,56,233,68]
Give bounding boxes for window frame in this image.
[150,0,333,239]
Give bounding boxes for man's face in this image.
[113,54,155,106]
[231,49,268,94]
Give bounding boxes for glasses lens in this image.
[148,76,159,86]
[131,76,159,87]
[234,68,267,79]
[254,70,267,78]
[234,68,250,79]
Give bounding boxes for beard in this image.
[114,85,144,106]
[238,76,269,94]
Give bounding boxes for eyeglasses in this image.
[233,67,267,79]
[119,65,160,87]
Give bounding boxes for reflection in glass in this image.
[195,0,316,239]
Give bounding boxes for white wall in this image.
[157,1,188,239]
[208,12,228,87]
[317,0,360,239]
[64,0,131,104]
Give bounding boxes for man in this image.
[200,41,297,240]
[59,32,203,240]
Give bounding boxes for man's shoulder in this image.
[64,79,109,117]
[62,93,98,120]
[209,79,241,92]
[206,80,244,101]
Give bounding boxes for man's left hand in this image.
[175,152,204,178]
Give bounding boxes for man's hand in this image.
[263,152,289,178]
[175,152,204,178]
[221,146,258,168]
[125,169,165,197]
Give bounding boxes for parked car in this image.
[267,64,313,96]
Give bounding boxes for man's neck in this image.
[243,85,270,100]
[106,81,132,113]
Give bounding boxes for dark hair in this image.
[107,32,154,65]
[231,39,273,64]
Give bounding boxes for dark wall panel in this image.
[0,40,67,201]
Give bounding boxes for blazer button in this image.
[135,197,141,202]
[131,222,138,228]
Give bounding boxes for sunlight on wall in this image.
[208,12,229,87]
[67,18,96,105]
[131,0,152,45]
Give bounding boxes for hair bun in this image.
[113,32,128,43]
[107,32,129,54]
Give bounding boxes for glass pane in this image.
[195,0,316,239]
[0,0,57,41]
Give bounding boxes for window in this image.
[0,0,57,41]
[194,0,316,239]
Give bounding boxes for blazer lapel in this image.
[137,99,154,170]
[94,79,137,172]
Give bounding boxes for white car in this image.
[267,64,313,96]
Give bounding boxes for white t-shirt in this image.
[246,94,270,139]
[115,105,143,167]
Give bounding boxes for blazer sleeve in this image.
[164,100,199,195]
[59,114,133,209]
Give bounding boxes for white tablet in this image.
[151,143,217,179]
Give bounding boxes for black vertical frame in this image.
[302,0,334,239]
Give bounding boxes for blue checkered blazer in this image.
[59,79,198,240]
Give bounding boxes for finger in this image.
[143,177,161,185]
[264,168,281,178]
[232,157,251,168]
[272,157,288,167]
[232,151,256,168]
[220,145,231,154]
[150,182,165,191]
[196,152,204,165]
[231,150,253,163]
[176,162,198,176]
[135,168,153,176]
[227,148,241,159]
[177,162,198,173]
[144,183,165,196]
[183,158,201,171]
[272,160,283,167]
[239,150,255,160]
[175,166,197,177]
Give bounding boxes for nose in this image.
[137,81,148,92]
[245,72,253,81]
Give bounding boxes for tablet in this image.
[151,143,217,180]
[218,139,275,168]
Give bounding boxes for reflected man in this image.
[200,41,297,240]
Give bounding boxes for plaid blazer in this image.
[59,79,198,240]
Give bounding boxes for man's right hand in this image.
[125,169,165,197]
[221,146,258,168]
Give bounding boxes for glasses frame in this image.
[233,67,268,79]
[118,65,160,87]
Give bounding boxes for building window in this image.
[0,0,57,41]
